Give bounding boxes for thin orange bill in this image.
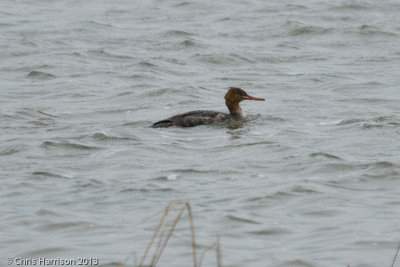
[245,96,265,101]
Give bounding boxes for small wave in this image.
[91,132,110,139]
[145,187,174,192]
[339,97,391,104]
[247,191,293,202]
[14,108,58,120]
[230,53,256,63]
[373,116,399,123]
[69,51,84,57]
[105,9,129,15]
[359,25,398,37]
[0,145,28,156]
[128,73,157,81]
[90,132,136,141]
[29,117,56,127]
[223,120,244,130]
[338,118,364,125]
[178,39,203,48]
[361,161,399,180]
[288,25,334,36]
[163,30,195,37]
[169,168,236,176]
[0,113,19,121]
[21,37,37,47]
[302,209,341,217]
[79,20,113,28]
[310,152,342,160]
[362,161,397,169]
[291,185,322,195]
[316,163,355,173]
[339,116,399,129]
[226,215,261,225]
[280,260,314,267]
[362,116,400,129]
[87,49,133,60]
[362,170,400,181]
[123,120,152,127]
[320,161,398,181]
[243,114,262,122]
[263,115,285,122]
[35,221,92,231]
[318,120,341,126]
[285,4,307,10]
[113,91,133,97]
[158,57,187,66]
[141,176,175,183]
[231,140,274,148]
[361,123,385,129]
[35,209,61,217]
[191,53,254,65]
[144,88,182,97]
[119,187,149,193]
[139,60,159,68]
[40,141,100,150]
[329,3,371,11]
[172,168,206,174]
[27,71,56,80]
[248,228,291,236]
[173,2,191,7]
[216,17,231,22]
[32,171,71,179]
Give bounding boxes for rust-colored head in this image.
[224,87,265,102]
[224,87,265,116]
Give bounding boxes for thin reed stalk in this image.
[133,200,199,267]
[138,207,170,266]
[392,242,400,267]
[216,234,222,267]
[151,203,187,266]
[128,200,222,267]
[198,243,216,267]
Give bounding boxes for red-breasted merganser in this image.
[151,87,265,128]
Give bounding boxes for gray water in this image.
[1,0,400,266]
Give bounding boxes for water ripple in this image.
[31,171,72,179]
[162,30,195,37]
[359,25,398,36]
[27,71,56,80]
[248,228,291,236]
[309,152,342,160]
[0,144,28,156]
[226,215,261,225]
[40,141,101,151]
[288,25,334,36]
[338,115,400,129]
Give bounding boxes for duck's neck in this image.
[225,100,243,118]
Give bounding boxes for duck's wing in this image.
[151,110,228,128]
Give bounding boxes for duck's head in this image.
[224,87,265,103]
[224,87,265,116]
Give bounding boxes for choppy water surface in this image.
[1,0,400,266]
